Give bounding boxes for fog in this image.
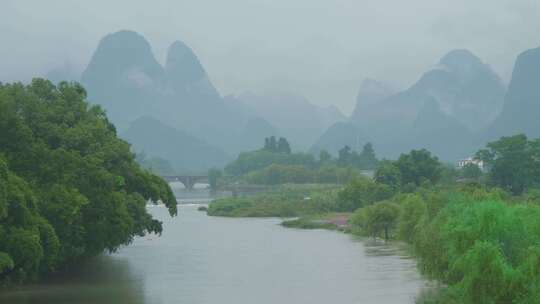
[1,0,539,114]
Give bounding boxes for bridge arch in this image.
[162,175,209,190]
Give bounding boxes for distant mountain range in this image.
[80,30,253,152]
[52,30,540,165]
[74,30,345,170]
[314,49,513,161]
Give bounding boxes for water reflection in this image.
[0,256,145,304]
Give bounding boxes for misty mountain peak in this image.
[487,46,540,139]
[439,49,482,68]
[350,78,395,122]
[80,30,166,130]
[408,49,505,130]
[82,30,164,83]
[165,40,219,97]
[506,46,540,101]
[436,49,494,84]
[166,41,206,83]
[104,30,149,47]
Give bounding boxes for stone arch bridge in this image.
[161,175,209,190]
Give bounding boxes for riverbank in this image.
[207,180,540,303]
[207,184,342,217]
[281,213,351,231]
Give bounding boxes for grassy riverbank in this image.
[207,183,354,230]
[212,185,540,302]
[207,184,342,217]
[281,213,351,230]
[209,183,540,303]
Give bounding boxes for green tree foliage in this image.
[346,169,540,303]
[358,143,378,170]
[264,136,278,152]
[460,163,482,180]
[208,168,223,191]
[225,150,315,176]
[246,164,312,185]
[395,149,442,187]
[523,188,540,204]
[337,178,394,212]
[374,160,402,189]
[338,145,354,165]
[0,79,176,284]
[227,138,375,184]
[244,163,360,185]
[0,252,14,274]
[375,150,443,191]
[439,164,460,186]
[263,136,291,154]
[207,185,340,217]
[337,143,379,170]
[350,201,400,240]
[316,164,360,184]
[319,150,332,164]
[277,137,291,154]
[396,194,427,243]
[412,194,540,303]
[476,134,540,194]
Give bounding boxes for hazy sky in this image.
[1,0,539,114]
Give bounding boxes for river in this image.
[1,204,428,303]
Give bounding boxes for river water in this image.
[1,204,427,304]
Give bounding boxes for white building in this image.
[457,157,485,171]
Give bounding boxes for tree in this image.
[397,194,426,242]
[374,160,401,189]
[455,241,512,303]
[0,79,176,283]
[350,201,400,240]
[246,164,312,185]
[476,134,540,194]
[461,163,482,180]
[264,136,278,152]
[316,164,359,184]
[263,136,291,154]
[208,168,223,191]
[338,145,353,165]
[358,142,378,169]
[439,164,460,185]
[319,150,332,163]
[395,149,442,187]
[224,150,315,176]
[412,199,537,303]
[337,178,394,212]
[277,137,291,154]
